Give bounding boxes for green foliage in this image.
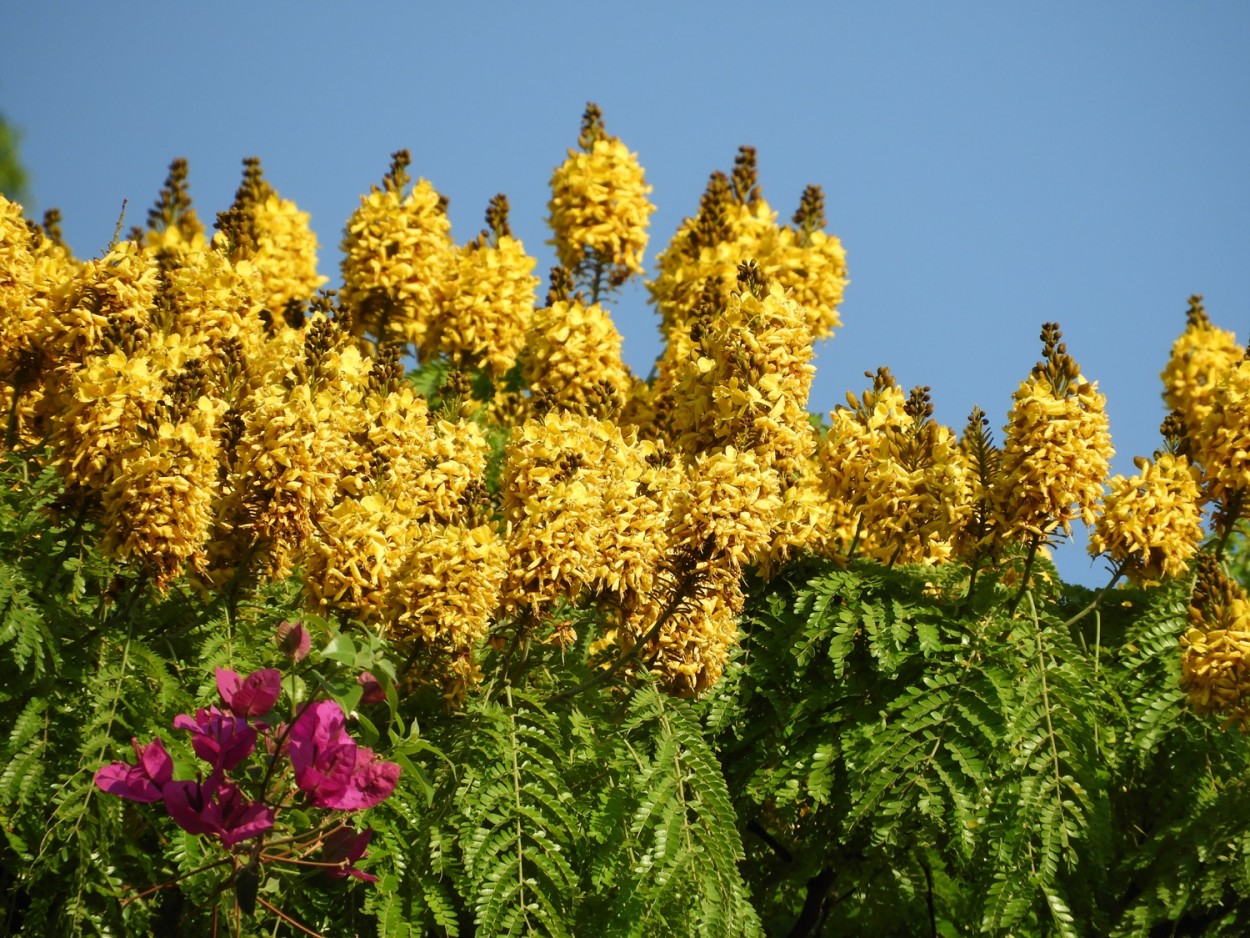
[2,435,1250,935]
[706,558,1250,935]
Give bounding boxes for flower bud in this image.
[276,620,311,663]
[357,671,385,706]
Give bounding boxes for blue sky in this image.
[5,2,1249,584]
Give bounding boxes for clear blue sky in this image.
[5,2,1249,584]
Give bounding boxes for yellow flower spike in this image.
[667,268,816,477]
[521,279,635,419]
[649,151,848,343]
[776,184,848,340]
[340,149,454,353]
[1180,556,1250,729]
[49,347,165,494]
[547,103,654,297]
[405,417,491,526]
[0,198,78,447]
[1197,359,1250,523]
[758,448,838,577]
[1087,452,1203,583]
[817,373,968,565]
[302,490,415,624]
[1161,295,1243,448]
[36,239,161,372]
[667,446,782,571]
[422,195,540,378]
[384,521,507,697]
[995,323,1113,546]
[142,158,207,254]
[214,157,326,313]
[99,384,226,591]
[211,315,368,581]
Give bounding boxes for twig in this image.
[1060,561,1126,630]
[1007,533,1041,616]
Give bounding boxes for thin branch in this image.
[1007,533,1042,616]
[254,895,326,938]
[1060,561,1126,630]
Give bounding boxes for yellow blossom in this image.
[995,324,1113,543]
[1196,360,1250,516]
[623,564,745,698]
[1161,295,1243,444]
[142,157,207,255]
[667,446,782,571]
[211,317,368,580]
[36,239,160,371]
[521,294,634,418]
[816,373,968,564]
[548,103,654,291]
[1088,452,1203,583]
[384,521,507,698]
[302,491,415,624]
[100,393,225,590]
[0,198,78,446]
[214,157,326,312]
[758,451,838,576]
[422,197,539,378]
[49,348,165,493]
[667,273,815,478]
[1180,556,1250,729]
[648,151,847,342]
[340,150,454,352]
[500,411,673,619]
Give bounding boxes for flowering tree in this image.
[1,103,1249,935]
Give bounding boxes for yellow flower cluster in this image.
[384,521,506,702]
[11,122,1241,705]
[220,321,369,579]
[817,373,968,565]
[521,294,635,419]
[627,268,823,689]
[648,150,847,342]
[500,411,672,625]
[668,447,782,569]
[621,565,744,698]
[0,198,78,445]
[1181,556,1250,729]
[995,324,1113,543]
[1087,453,1203,583]
[1194,360,1250,513]
[423,228,539,378]
[340,150,454,351]
[1149,297,1250,543]
[667,274,816,479]
[548,103,654,291]
[760,459,838,575]
[299,355,503,694]
[1161,295,1244,440]
[98,368,225,590]
[214,157,326,312]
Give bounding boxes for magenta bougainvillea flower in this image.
[216,667,282,718]
[332,748,402,811]
[173,706,257,773]
[320,826,377,881]
[163,776,274,848]
[93,737,174,803]
[288,700,399,810]
[94,626,401,892]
